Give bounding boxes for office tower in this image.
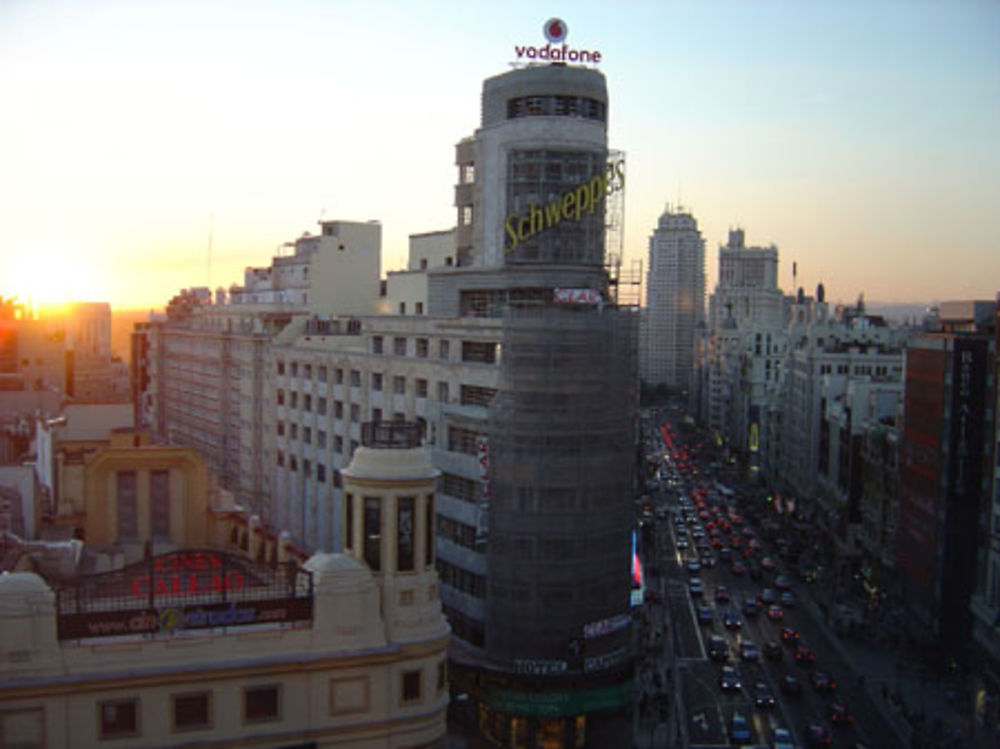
[642,206,704,392]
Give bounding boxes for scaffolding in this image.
[485,300,638,670]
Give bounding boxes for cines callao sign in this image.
[514,18,602,64]
[505,157,625,253]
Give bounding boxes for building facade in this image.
[642,207,705,392]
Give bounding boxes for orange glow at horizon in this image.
[2,248,109,308]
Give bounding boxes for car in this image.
[719,547,733,563]
[780,674,803,697]
[780,627,800,646]
[766,604,784,621]
[742,597,760,618]
[764,640,783,661]
[774,573,793,590]
[702,553,716,568]
[720,665,742,692]
[761,555,777,570]
[676,538,689,550]
[753,682,776,709]
[811,671,837,693]
[780,590,796,607]
[723,611,743,630]
[759,587,777,605]
[731,560,747,575]
[729,713,752,743]
[772,727,796,749]
[714,585,731,603]
[740,640,760,661]
[829,701,853,726]
[689,577,704,597]
[795,644,816,666]
[708,634,728,661]
[687,559,702,574]
[698,605,714,625]
[805,722,832,747]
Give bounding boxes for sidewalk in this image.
[801,587,987,749]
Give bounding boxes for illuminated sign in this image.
[514,18,602,64]
[504,158,625,253]
[55,550,313,640]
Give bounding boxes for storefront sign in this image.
[513,658,568,676]
[484,680,632,717]
[583,612,630,639]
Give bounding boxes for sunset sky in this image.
[1,0,998,310]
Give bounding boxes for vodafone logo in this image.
[544,18,567,43]
[513,19,602,64]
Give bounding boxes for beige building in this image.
[0,421,449,749]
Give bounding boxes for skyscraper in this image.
[642,206,705,392]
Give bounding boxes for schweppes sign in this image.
[505,157,625,253]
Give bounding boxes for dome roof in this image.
[342,446,440,482]
[0,571,52,597]
[304,553,365,574]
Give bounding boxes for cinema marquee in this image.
[55,550,314,640]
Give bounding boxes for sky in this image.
[1,0,998,310]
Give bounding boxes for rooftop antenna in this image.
[206,213,214,288]
[792,260,798,296]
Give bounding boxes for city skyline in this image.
[1,0,998,309]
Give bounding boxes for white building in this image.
[642,206,705,391]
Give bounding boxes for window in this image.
[439,340,450,360]
[461,206,473,226]
[335,368,344,385]
[438,381,450,403]
[461,384,496,407]
[350,404,360,423]
[394,337,407,356]
[399,302,407,314]
[318,430,327,448]
[290,423,298,440]
[99,698,139,739]
[277,421,285,437]
[426,494,435,565]
[318,366,328,382]
[117,471,138,539]
[304,394,312,412]
[304,364,312,379]
[345,494,354,550]
[416,302,424,315]
[317,397,327,415]
[303,427,311,444]
[277,451,284,467]
[373,408,382,422]
[334,436,343,453]
[397,497,415,572]
[350,439,358,455]
[372,373,383,391]
[290,362,298,377]
[350,370,361,387]
[416,338,429,358]
[303,459,311,478]
[277,389,285,406]
[290,392,298,409]
[393,376,406,395]
[416,378,428,398]
[364,497,381,571]
[402,670,422,703]
[172,692,211,732]
[461,340,498,364]
[448,426,481,455]
[333,469,342,488]
[373,336,383,354]
[290,456,298,472]
[150,470,170,539]
[244,685,280,724]
[277,361,285,375]
[317,463,326,483]
[334,401,344,419]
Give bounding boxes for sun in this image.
[2,248,106,308]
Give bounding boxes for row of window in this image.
[276,338,500,377]
[94,666,445,740]
[343,493,435,573]
[278,377,493,411]
[436,558,486,599]
[274,453,342,486]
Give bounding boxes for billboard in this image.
[55,550,313,640]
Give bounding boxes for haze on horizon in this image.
[1,0,997,311]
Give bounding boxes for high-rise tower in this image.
[642,206,705,391]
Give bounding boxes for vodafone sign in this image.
[514,18,602,64]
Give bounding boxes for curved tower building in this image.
[435,61,638,749]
